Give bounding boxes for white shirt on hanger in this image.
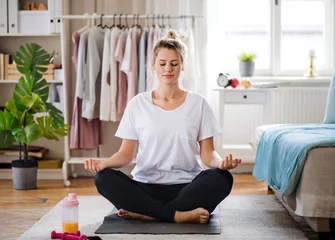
[120,28,132,76]
[75,30,90,99]
[99,29,111,121]
[109,27,122,122]
[181,28,198,92]
[82,27,105,120]
[115,91,222,184]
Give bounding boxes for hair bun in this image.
[166,30,178,39]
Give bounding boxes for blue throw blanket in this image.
[253,124,335,197]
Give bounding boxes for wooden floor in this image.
[0,174,270,240]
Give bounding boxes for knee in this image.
[94,168,117,190]
[214,169,233,190]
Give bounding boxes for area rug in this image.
[17,195,308,240]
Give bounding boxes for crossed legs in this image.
[94,168,233,223]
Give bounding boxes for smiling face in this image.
[152,48,183,86]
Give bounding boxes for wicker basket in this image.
[5,64,56,80]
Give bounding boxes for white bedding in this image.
[249,124,286,150]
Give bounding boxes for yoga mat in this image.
[95,208,220,234]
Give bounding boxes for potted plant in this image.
[238,51,257,77]
[0,43,69,190]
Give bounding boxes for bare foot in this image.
[117,209,154,221]
[174,208,210,224]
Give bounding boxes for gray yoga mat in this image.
[95,208,221,234]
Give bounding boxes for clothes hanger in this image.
[161,14,165,28]
[152,14,155,28]
[131,14,136,28]
[108,14,116,29]
[146,14,149,29]
[97,14,105,29]
[157,14,161,28]
[123,14,128,29]
[168,14,171,29]
[72,13,90,43]
[137,14,142,30]
[117,14,122,29]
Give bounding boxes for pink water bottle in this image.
[60,193,79,233]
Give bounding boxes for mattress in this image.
[249,124,285,150]
[250,125,335,219]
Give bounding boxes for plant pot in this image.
[11,158,38,190]
[239,61,255,77]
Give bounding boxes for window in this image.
[207,0,334,76]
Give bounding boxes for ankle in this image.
[174,210,183,223]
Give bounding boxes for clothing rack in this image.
[55,13,203,28]
[57,13,203,187]
[54,13,204,20]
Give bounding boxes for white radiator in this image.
[221,88,329,165]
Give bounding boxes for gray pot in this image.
[12,160,38,190]
[239,61,255,77]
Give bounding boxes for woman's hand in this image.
[84,158,107,173]
[217,154,242,170]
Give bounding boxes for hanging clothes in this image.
[109,27,123,122]
[127,26,142,102]
[181,27,199,92]
[138,27,148,93]
[70,30,103,150]
[146,26,155,91]
[115,29,128,115]
[82,27,105,120]
[99,28,111,121]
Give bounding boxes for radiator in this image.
[221,88,329,164]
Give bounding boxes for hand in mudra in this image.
[218,154,242,170]
[84,158,107,173]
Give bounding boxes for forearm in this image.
[104,151,134,169]
[201,151,221,169]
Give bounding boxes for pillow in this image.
[323,73,335,123]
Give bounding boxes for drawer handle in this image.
[243,95,247,99]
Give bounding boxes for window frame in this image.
[271,0,334,76]
[209,0,335,77]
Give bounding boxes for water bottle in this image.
[61,193,79,233]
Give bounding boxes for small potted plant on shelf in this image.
[238,51,257,77]
[0,43,69,190]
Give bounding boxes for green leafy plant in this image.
[238,52,257,62]
[0,43,69,161]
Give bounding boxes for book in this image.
[0,145,49,158]
[0,53,4,80]
[251,82,290,88]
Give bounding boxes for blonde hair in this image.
[152,30,188,64]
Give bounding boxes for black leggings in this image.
[94,168,233,222]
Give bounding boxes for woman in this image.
[84,30,241,224]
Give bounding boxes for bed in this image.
[250,124,335,235]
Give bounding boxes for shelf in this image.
[0,80,63,83]
[0,33,60,37]
[0,168,63,180]
[68,157,136,165]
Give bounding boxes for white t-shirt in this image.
[115,91,223,184]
